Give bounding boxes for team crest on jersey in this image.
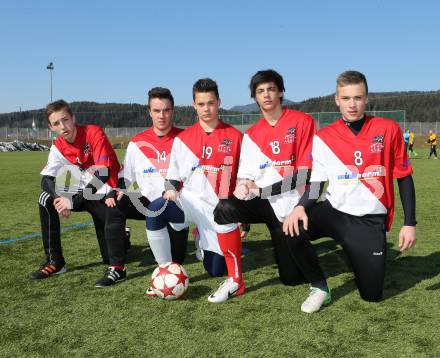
[218,138,232,153]
[370,134,384,153]
[284,127,296,144]
[83,143,92,155]
[373,135,384,143]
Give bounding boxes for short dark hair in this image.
[249,69,285,103]
[147,87,174,108]
[45,99,73,124]
[336,70,369,94]
[192,78,219,101]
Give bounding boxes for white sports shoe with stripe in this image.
[207,277,245,303]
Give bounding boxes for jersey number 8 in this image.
[354,150,363,166]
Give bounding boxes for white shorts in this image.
[170,190,237,256]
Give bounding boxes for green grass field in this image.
[1,150,439,357]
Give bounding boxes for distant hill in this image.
[230,99,296,113]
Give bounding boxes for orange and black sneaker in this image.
[30,262,66,280]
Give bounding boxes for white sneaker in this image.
[208,277,245,303]
[301,287,332,313]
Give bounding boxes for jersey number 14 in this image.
[157,151,167,162]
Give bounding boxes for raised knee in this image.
[146,215,166,231]
[147,197,168,213]
[106,206,124,225]
[146,198,169,230]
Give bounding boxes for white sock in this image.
[146,228,172,264]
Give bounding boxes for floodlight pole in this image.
[46,62,54,102]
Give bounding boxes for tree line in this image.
[286,91,440,122]
[1,90,439,128]
[0,102,240,128]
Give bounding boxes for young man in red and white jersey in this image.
[95,87,189,288]
[284,70,417,313]
[146,78,245,302]
[30,100,121,280]
[214,69,327,301]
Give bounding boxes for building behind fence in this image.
[1,110,439,141]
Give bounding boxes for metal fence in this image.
[219,110,409,129]
[103,127,146,139]
[220,110,416,131]
[309,110,407,129]
[405,122,439,135]
[0,127,151,141]
[1,111,439,141]
[0,127,53,141]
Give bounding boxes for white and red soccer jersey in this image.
[167,121,243,207]
[120,127,182,201]
[238,108,316,221]
[41,125,120,194]
[310,116,412,230]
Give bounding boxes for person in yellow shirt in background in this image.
[427,130,438,159]
[408,130,417,157]
[403,129,410,153]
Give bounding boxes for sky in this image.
[1,0,439,113]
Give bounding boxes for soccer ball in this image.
[150,262,189,300]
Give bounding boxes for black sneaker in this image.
[95,266,127,288]
[30,263,66,280]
